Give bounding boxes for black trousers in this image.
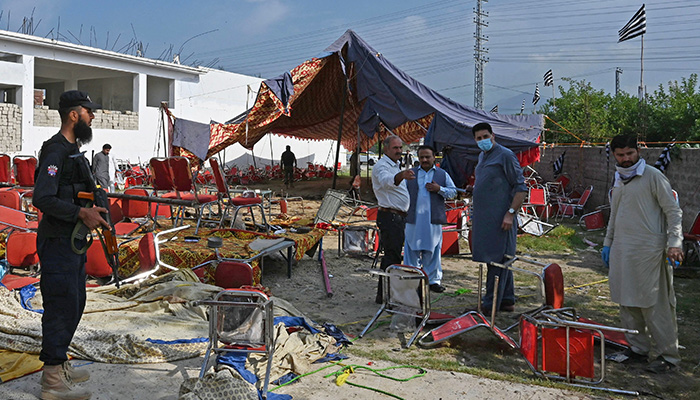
[38,237,87,365]
[376,210,406,299]
[283,166,294,184]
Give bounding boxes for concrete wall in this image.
[532,147,700,230]
[32,107,139,130]
[0,103,22,152]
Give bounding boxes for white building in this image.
[0,29,345,168]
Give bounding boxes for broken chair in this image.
[418,263,518,349]
[198,289,275,398]
[360,264,432,348]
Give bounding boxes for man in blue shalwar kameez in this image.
[470,122,527,312]
[404,146,457,293]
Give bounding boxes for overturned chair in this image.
[418,263,518,349]
[198,289,275,398]
[520,309,637,394]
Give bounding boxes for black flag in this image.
[553,151,566,176]
[544,69,553,86]
[619,4,646,42]
[533,84,540,105]
[653,141,676,173]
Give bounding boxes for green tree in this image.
[540,78,614,144]
[646,74,700,142]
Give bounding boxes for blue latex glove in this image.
[601,246,610,268]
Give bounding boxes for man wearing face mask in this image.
[602,134,683,374]
[33,90,110,400]
[470,122,527,313]
[372,135,415,303]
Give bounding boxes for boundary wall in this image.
[532,147,700,230]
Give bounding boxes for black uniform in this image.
[33,132,91,366]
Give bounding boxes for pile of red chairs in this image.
[224,162,335,185]
[119,163,150,188]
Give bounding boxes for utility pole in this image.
[615,67,623,96]
[473,0,489,109]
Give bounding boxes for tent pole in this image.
[331,77,348,189]
[160,103,168,157]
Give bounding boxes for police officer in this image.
[33,90,109,400]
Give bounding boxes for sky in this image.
[2,0,699,114]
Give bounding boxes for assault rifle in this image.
[70,153,121,287]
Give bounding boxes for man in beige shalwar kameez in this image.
[602,134,684,374]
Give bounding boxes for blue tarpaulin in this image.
[211,30,543,185]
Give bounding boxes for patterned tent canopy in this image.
[202,30,544,185]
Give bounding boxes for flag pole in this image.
[639,35,644,100]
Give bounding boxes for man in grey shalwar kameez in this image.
[470,122,527,312]
[603,134,683,374]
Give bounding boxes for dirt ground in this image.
[2,174,699,400]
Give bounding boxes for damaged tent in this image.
[178,30,543,187]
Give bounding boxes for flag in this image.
[544,69,553,86]
[605,142,610,162]
[490,105,498,113]
[653,141,676,173]
[532,84,540,105]
[619,4,646,42]
[520,99,525,114]
[553,151,566,176]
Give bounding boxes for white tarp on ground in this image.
[0,271,217,363]
[225,153,315,169]
[0,269,337,384]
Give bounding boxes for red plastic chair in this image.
[12,155,37,209]
[85,239,114,278]
[6,231,39,273]
[556,185,593,220]
[0,189,22,210]
[12,155,37,188]
[214,261,255,289]
[114,188,153,236]
[0,154,12,186]
[522,186,550,221]
[210,157,267,231]
[682,211,700,266]
[120,225,188,284]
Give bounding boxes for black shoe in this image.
[646,356,677,373]
[499,304,515,312]
[606,348,648,364]
[429,283,446,293]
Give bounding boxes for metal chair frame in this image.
[198,289,275,398]
[360,264,431,348]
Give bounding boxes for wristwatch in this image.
[507,208,516,214]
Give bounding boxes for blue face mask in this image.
[477,138,493,152]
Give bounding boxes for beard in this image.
[74,118,93,146]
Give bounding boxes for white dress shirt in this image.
[372,155,410,212]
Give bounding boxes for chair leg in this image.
[229,206,241,229]
[194,207,203,234]
[257,204,268,232]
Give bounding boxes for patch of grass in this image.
[517,225,586,252]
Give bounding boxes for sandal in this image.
[646,356,677,373]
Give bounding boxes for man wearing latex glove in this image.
[604,134,683,374]
[601,246,610,267]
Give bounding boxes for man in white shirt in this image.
[371,135,415,303]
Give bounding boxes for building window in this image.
[147,76,173,108]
